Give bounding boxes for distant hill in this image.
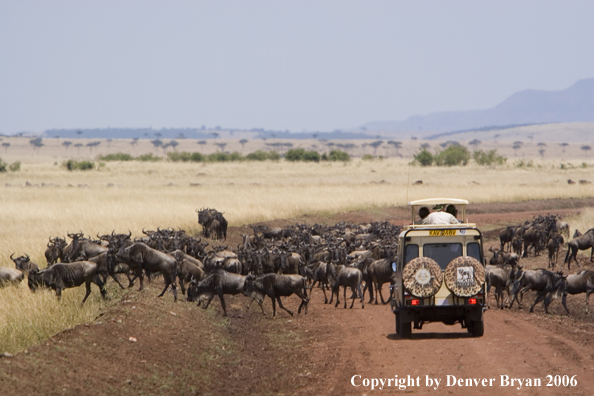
[361,78,594,133]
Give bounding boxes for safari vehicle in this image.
[391,198,486,338]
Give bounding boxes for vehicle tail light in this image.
[467,298,477,305]
[410,299,420,306]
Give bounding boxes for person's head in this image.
[419,207,430,219]
[445,204,457,217]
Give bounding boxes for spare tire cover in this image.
[444,256,485,297]
[403,257,442,298]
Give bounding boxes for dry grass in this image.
[0,282,121,353]
[1,158,594,353]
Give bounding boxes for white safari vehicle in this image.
[391,198,486,337]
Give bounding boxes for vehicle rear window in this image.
[404,244,419,264]
[423,243,462,269]
[467,242,482,262]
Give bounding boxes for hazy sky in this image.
[1,1,593,134]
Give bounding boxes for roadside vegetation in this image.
[414,144,507,167]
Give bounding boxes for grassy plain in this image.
[1,157,594,353]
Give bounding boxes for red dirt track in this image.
[2,198,594,396]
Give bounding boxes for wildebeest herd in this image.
[2,210,594,320]
[486,214,594,314]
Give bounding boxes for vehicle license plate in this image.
[429,230,456,236]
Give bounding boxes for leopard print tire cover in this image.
[444,256,485,297]
[402,257,442,298]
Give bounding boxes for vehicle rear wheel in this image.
[471,320,484,337]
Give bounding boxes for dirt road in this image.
[1,198,594,395]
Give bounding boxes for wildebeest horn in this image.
[127,231,132,238]
[10,253,15,260]
[25,253,29,260]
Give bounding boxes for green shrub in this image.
[362,154,375,161]
[473,149,507,166]
[0,157,6,172]
[190,152,205,162]
[413,149,433,166]
[434,145,470,166]
[227,152,243,161]
[64,160,94,171]
[327,150,350,161]
[303,151,320,162]
[98,152,133,161]
[515,159,533,168]
[167,151,192,162]
[8,161,20,172]
[136,153,162,162]
[285,148,306,161]
[267,151,281,160]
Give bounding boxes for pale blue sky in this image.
[1,1,593,134]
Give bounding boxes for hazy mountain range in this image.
[361,78,594,134]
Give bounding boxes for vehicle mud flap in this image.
[403,257,442,298]
[444,256,485,297]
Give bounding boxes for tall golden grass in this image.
[1,158,594,353]
[0,282,121,353]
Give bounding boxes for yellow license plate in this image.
[429,230,456,236]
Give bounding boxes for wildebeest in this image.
[485,263,521,309]
[327,263,364,309]
[243,273,309,317]
[10,253,40,274]
[45,237,67,265]
[547,233,564,269]
[30,261,107,304]
[187,269,247,316]
[368,253,395,305]
[561,270,594,313]
[508,269,566,313]
[564,229,594,269]
[88,252,133,289]
[0,267,24,287]
[170,250,206,294]
[115,242,179,301]
[304,261,332,303]
[197,208,228,240]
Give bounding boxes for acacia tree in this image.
[2,142,10,152]
[469,139,481,150]
[539,148,546,159]
[74,143,83,154]
[369,140,383,155]
[29,137,44,153]
[215,142,227,152]
[62,141,72,150]
[86,141,101,153]
[151,139,163,153]
[560,142,569,153]
[582,145,591,156]
[513,141,523,156]
[167,140,179,152]
[239,139,248,152]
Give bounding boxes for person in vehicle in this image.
[421,205,460,224]
[417,207,430,224]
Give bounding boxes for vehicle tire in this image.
[402,257,442,298]
[395,312,401,335]
[444,256,485,297]
[471,320,484,337]
[466,321,473,334]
